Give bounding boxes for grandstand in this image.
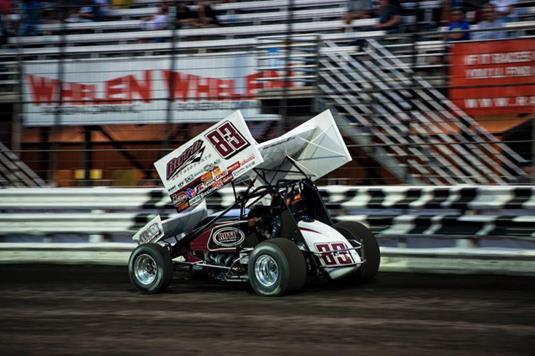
[0,0,534,186]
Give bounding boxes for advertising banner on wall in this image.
[23,53,285,126]
[449,38,535,117]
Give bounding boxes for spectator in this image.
[0,0,10,42]
[374,0,401,33]
[446,7,470,41]
[490,0,517,22]
[142,2,169,30]
[41,1,60,23]
[112,0,132,8]
[343,0,373,26]
[95,0,111,19]
[20,0,41,35]
[441,0,464,24]
[176,1,196,29]
[194,0,219,27]
[473,3,506,40]
[67,0,101,23]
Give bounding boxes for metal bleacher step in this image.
[0,142,45,188]
[318,39,526,184]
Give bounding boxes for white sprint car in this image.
[128,110,380,296]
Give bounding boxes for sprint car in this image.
[128,110,380,296]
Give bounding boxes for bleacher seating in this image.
[0,0,533,184]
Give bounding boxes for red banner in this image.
[449,38,535,116]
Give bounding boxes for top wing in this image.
[154,111,263,212]
[239,110,352,184]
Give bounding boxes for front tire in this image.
[128,243,173,293]
[335,221,380,283]
[248,238,307,296]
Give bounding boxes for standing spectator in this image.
[195,0,219,27]
[20,0,41,35]
[490,0,517,22]
[473,3,506,40]
[374,0,402,33]
[142,2,169,30]
[446,7,470,41]
[343,0,373,26]
[176,1,196,29]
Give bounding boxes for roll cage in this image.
[165,156,332,259]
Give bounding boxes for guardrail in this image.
[1,186,534,275]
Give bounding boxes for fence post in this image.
[48,0,68,186]
[163,3,178,150]
[280,0,294,134]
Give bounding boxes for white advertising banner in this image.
[23,54,284,126]
[154,111,263,212]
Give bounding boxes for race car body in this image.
[128,110,380,296]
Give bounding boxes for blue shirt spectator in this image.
[374,0,401,33]
[447,7,470,41]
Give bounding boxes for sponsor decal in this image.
[166,139,205,180]
[177,201,190,212]
[139,222,163,244]
[240,154,255,166]
[189,195,202,206]
[201,171,213,183]
[186,188,196,199]
[209,179,223,190]
[228,161,240,173]
[171,191,189,206]
[205,121,250,159]
[212,166,222,177]
[211,227,246,247]
[222,173,233,185]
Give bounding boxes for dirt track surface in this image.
[1,265,535,355]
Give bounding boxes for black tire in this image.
[335,221,380,283]
[128,243,173,294]
[248,238,307,296]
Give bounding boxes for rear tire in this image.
[335,221,380,283]
[248,238,307,296]
[128,243,173,294]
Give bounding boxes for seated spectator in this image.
[374,0,401,33]
[490,0,517,22]
[176,1,196,29]
[95,0,112,19]
[20,0,41,35]
[446,7,470,41]
[343,0,373,26]
[194,0,219,27]
[142,2,169,30]
[441,0,464,24]
[473,3,506,40]
[112,0,133,8]
[0,0,10,44]
[66,0,101,23]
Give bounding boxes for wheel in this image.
[128,243,173,293]
[335,221,380,283]
[248,238,307,296]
